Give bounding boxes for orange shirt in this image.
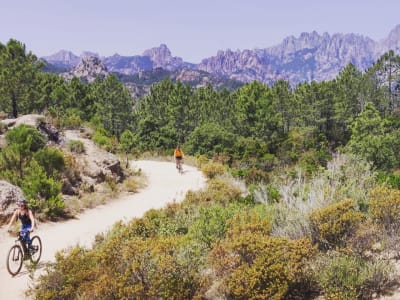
[174,149,183,157]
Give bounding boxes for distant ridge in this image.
[42,24,400,85]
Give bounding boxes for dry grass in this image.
[63,170,147,215]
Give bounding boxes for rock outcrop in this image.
[0,181,26,223]
[63,129,124,194]
[62,56,109,83]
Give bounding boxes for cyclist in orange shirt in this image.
[174,145,184,170]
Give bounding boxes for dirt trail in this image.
[0,160,205,299]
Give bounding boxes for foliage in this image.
[0,125,47,183]
[208,234,315,299]
[368,185,400,234]
[187,204,236,249]
[309,199,365,250]
[33,147,65,177]
[347,102,400,170]
[313,251,396,300]
[185,122,235,157]
[5,124,47,152]
[21,159,64,217]
[67,140,85,154]
[60,108,83,129]
[0,39,43,118]
[201,161,225,179]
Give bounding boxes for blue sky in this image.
[0,0,399,63]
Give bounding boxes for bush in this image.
[347,220,385,257]
[187,205,235,249]
[21,159,65,218]
[182,178,242,207]
[60,111,83,129]
[68,140,85,154]
[309,199,365,250]
[6,124,47,151]
[0,121,7,134]
[33,147,65,178]
[201,162,225,179]
[207,234,315,299]
[368,185,400,234]
[313,251,396,300]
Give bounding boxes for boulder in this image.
[0,180,26,224]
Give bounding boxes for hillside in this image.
[0,160,206,299]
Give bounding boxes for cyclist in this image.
[174,145,184,170]
[7,200,35,249]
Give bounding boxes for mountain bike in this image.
[6,230,42,276]
[176,159,183,174]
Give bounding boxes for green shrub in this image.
[6,124,47,151]
[309,199,365,250]
[33,147,65,177]
[21,159,65,218]
[376,172,400,189]
[68,140,85,154]
[187,205,234,249]
[313,252,396,300]
[60,112,83,129]
[0,121,7,134]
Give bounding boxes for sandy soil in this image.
[0,160,205,299]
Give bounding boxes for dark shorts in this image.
[175,156,182,160]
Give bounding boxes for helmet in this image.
[17,200,27,207]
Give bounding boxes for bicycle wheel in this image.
[6,245,24,276]
[29,236,42,264]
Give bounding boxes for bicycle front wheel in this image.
[29,235,42,264]
[6,245,24,276]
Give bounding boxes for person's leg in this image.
[21,224,32,245]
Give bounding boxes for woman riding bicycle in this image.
[7,200,35,248]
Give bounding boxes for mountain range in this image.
[42,24,400,89]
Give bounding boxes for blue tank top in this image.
[18,211,32,226]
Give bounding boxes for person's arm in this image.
[28,209,35,231]
[7,209,18,232]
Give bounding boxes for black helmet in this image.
[17,199,27,207]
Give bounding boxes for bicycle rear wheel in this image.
[6,245,24,276]
[29,235,42,263]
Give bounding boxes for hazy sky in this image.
[1,0,399,63]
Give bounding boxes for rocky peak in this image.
[62,56,109,83]
[198,48,265,79]
[43,50,80,67]
[142,44,183,70]
[382,24,400,53]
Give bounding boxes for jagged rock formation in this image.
[142,44,189,70]
[43,24,400,86]
[62,56,109,83]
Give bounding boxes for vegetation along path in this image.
[0,160,206,299]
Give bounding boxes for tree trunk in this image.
[12,90,18,118]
